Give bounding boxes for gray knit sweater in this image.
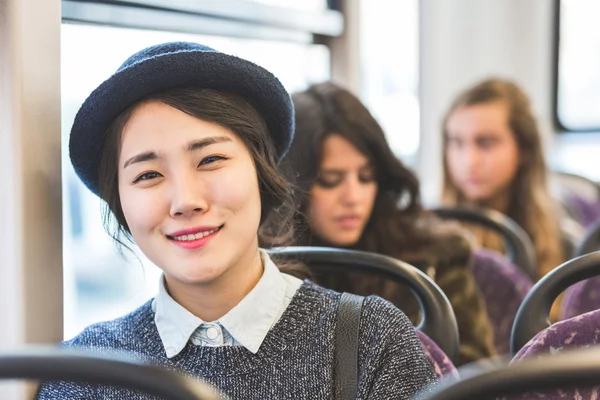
[37,281,436,399]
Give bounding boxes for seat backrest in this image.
[416,331,459,379]
[267,246,460,364]
[509,311,600,400]
[562,276,600,319]
[413,346,600,400]
[562,191,600,229]
[563,222,600,319]
[575,218,600,257]
[511,251,600,355]
[471,249,533,354]
[513,309,600,362]
[431,206,537,280]
[552,171,600,204]
[5,347,222,400]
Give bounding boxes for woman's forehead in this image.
[118,102,240,157]
[447,102,510,134]
[321,135,372,169]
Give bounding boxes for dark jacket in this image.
[315,230,496,366]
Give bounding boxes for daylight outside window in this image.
[556,0,600,131]
[360,0,420,161]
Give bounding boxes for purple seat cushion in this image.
[472,249,533,354]
[513,309,600,361]
[564,192,600,228]
[562,277,600,319]
[416,330,458,379]
[560,193,600,320]
[508,309,600,399]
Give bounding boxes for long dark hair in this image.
[98,87,306,275]
[441,78,563,278]
[284,82,439,258]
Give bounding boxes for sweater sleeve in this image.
[36,380,97,400]
[357,296,437,400]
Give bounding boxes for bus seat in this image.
[511,251,600,356]
[414,346,600,400]
[513,309,600,362]
[472,249,533,354]
[417,330,459,379]
[562,190,600,228]
[267,246,460,374]
[575,218,600,257]
[560,223,600,319]
[562,277,600,319]
[432,206,537,280]
[508,312,600,400]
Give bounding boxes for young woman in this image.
[37,42,436,399]
[441,78,573,281]
[283,81,496,366]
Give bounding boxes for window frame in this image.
[553,0,600,133]
[61,0,343,43]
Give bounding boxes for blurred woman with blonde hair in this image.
[442,78,569,283]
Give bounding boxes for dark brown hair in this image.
[98,87,304,274]
[284,81,443,258]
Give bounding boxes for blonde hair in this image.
[441,78,563,280]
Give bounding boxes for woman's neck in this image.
[165,247,264,322]
[476,190,512,215]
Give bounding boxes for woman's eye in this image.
[316,177,341,189]
[199,155,226,166]
[359,172,376,183]
[478,138,495,149]
[133,171,161,183]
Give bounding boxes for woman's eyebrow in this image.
[320,169,346,175]
[187,136,232,152]
[123,151,157,169]
[123,136,232,169]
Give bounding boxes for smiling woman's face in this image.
[118,101,262,289]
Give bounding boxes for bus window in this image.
[360,0,419,162]
[556,0,600,131]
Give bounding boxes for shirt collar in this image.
[152,250,288,357]
[219,250,287,353]
[153,274,203,358]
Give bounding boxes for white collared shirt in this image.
[152,250,303,358]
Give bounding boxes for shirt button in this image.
[206,326,219,340]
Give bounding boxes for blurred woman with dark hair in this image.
[284,81,495,365]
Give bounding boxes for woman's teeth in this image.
[172,228,219,241]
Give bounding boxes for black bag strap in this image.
[334,292,365,400]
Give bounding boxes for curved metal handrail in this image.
[267,246,460,362]
[4,347,224,399]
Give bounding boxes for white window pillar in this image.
[418,0,554,204]
[328,0,362,95]
[0,0,62,397]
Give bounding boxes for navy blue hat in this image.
[70,41,294,196]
